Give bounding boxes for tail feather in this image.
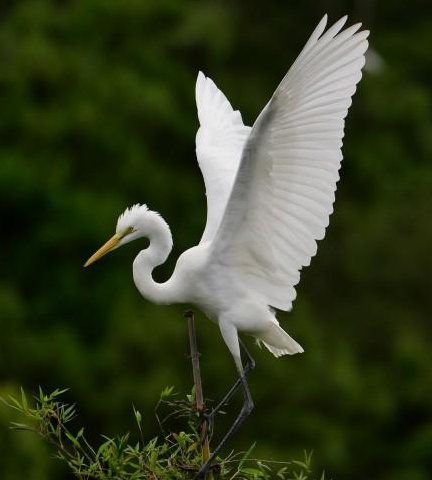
[255,322,304,358]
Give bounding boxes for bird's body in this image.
[85,14,369,475]
[119,205,303,357]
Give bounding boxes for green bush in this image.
[3,387,327,480]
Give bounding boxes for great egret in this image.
[85,14,369,477]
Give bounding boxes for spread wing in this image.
[208,15,369,311]
[195,72,251,244]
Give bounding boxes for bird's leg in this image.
[195,365,254,479]
[204,340,255,431]
[195,339,255,479]
[240,338,256,373]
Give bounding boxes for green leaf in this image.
[293,472,307,480]
[65,431,81,448]
[10,422,33,431]
[63,404,76,422]
[238,442,257,469]
[52,388,69,398]
[7,395,22,410]
[303,450,313,468]
[186,441,198,453]
[277,466,288,479]
[133,405,142,425]
[241,467,266,476]
[161,386,174,399]
[38,386,44,401]
[257,461,271,471]
[20,388,28,411]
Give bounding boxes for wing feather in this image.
[208,16,369,311]
[195,72,251,243]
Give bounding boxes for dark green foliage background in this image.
[0,1,431,479]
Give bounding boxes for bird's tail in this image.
[255,323,304,358]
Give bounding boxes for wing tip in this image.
[330,14,349,35]
[316,13,328,38]
[196,70,206,91]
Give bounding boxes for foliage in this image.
[2,387,327,480]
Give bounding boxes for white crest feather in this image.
[116,204,148,231]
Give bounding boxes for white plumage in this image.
[195,71,251,244]
[85,14,369,367]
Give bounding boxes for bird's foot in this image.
[193,460,221,479]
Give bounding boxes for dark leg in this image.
[205,340,255,424]
[194,340,255,479]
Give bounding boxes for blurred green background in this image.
[0,0,431,479]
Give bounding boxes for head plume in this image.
[116,203,149,233]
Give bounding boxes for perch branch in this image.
[185,310,213,480]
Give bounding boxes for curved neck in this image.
[132,211,178,305]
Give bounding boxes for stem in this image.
[185,310,213,480]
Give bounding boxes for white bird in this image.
[85,14,369,477]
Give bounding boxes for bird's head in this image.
[84,204,149,267]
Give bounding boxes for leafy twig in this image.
[1,387,329,479]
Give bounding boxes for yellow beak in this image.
[84,232,123,267]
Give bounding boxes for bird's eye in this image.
[127,226,134,234]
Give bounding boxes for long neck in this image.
[132,211,178,305]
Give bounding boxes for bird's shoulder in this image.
[175,243,211,273]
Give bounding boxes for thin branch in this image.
[185,310,214,480]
